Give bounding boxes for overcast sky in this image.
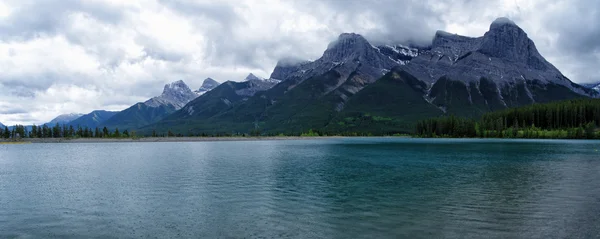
[0,0,599,125]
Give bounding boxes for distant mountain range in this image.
[98,79,212,130]
[5,18,597,136]
[582,82,600,92]
[68,110,118,129]
[48,113,85,125]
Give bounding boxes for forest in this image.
[415,98,600,139]
[0,124,135,139]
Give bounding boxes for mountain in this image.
[67,110,118,128]
[400,17,596,116]
[101,80,199,130]
[143,74,280,133]
[269,57,311,81]
[194,78,220,95]
[244,73,263,81]
[48,113,84,125]
[144,80,199,109]
[0,122,5,128]
[146,18,596,135]
[583,82,600,92]
[146,34,422,134]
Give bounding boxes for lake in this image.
[1,138,599,238]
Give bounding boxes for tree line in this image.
[0,123,134,139]
[415,98,600,139]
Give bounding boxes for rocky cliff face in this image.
[145,80,198,110]
[268,33,420,85]
[195,78,220,95]
[269,58,311,81]
[235,74,279,97]
[400,17,597,114]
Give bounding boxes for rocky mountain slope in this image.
[153,74,279,129]
[400,17,597,116]
[67,110,118,129]
[146,18,596,135]
[194,78,220,95]
[48,113,84,125]
[144,80,199,110]
[583,82,600,92]
[101,80,199,130]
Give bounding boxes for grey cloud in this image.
[0,0,128,42]
[301,0,444,45]
[158,0,241,28]
[135,35,190,63]
[0,108,29,114]
[544,0,600,54]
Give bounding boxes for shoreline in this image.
[0,136,362,144]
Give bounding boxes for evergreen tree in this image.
[3,126,9,138]
[416,98,600,139]
[53,123,61,138]
[31,125,38,138]
[76,127,83,137]
[102,127,109,138]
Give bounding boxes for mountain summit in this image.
[48,113,84,125]
[195,78,220,95]
[244,73,264,81]
[145,80,198,110]
[101,80,200,130]
[400,17,597,115]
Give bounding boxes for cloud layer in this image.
[0,0,598,125]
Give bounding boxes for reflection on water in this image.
[1,138,599,238]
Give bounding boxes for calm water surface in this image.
[1,138,599,238]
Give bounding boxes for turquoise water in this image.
[1,138,599,238]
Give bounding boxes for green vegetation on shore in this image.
[0,124,138,140]
[415,98,600,139]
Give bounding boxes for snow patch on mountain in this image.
[194,78,220,95]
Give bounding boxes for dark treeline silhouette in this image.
[0,123,134,139]
[415,115,477,138]
[416,98,600,139]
